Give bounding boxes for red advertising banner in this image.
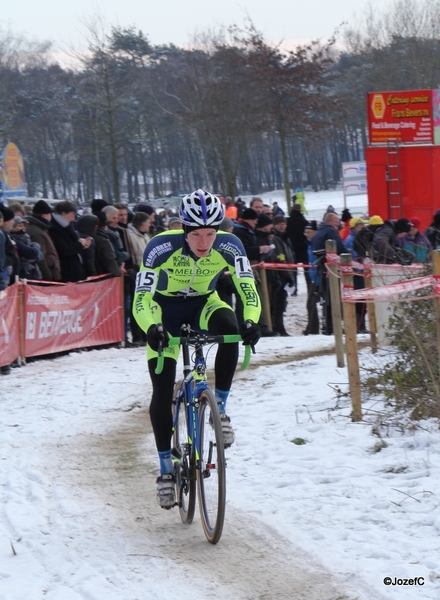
[23,277,124,358]
[0,283,21,367]
[368,89,433,144]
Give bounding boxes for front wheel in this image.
[197,389,226,544]
[173,381,196,524]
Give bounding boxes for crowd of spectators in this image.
[2,191,438,375]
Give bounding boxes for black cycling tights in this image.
[148,308,239,452]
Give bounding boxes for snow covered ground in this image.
[1,190,440,599]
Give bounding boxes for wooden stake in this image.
[340,253,362,421]
[326,240,345,367]
[364,263,378,354]
[258,266,273,332]
[432,250,440,376]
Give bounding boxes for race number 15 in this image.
[135,270,157,293]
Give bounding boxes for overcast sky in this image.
[4,0,389,52]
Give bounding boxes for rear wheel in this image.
[172,381,196,524]
[197,389,226,544]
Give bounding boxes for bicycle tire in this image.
[197,388,226,544]
[172,381,196,524]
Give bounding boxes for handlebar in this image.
[155,333,252,374]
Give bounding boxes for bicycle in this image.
[156,325,251,544]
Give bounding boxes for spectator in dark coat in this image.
[286,203,309,264]
[312,211,348,334]
[94,212,121,277]
[25,200,61,281]
[115,203,140,345]
[102,206,130,266]
[233,208,271,262]
[50,201,90,283]
[233,208,273,335]
[396,216,431,263]
[0,212,7,291]
[425,210,440,250]
[216,217,235,307]
[10,217,42,280]
[0,204,20,286]
[91,199,108,214]
[76,214,98,277]
[372,218,413,264]
[271,216,295,336]
[286,202,310,289]
[303,222,320,335]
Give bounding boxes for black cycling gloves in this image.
[240,320,261,346]
[147,324,169,351]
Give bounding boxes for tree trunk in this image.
[278,123,291,213]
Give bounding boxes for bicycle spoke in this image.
[197,389,226,544]
[173,383,196,524]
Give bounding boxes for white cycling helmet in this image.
[179,189,225,228]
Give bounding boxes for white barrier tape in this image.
[342,275,440,302]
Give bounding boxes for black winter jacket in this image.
[49,214,85,282]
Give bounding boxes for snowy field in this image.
[1,190,440,599]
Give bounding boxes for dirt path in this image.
[46,404,360,600]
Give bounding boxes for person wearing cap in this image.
[286,203,309,289]
[233,208,274,335]
[254,213,274,258]
[340,208,353,240]
[25,200,61,281]
[270,215,295,336]
[425,210,440,250]
[371,217,414,264]
[215,218,236,306]
[132,190,261,508]
[0,209,12,374]
[0,204,20,287]
[344,217,368,333]
[49,201,91,282]
[344,218,367,254]
[167,216,182,230]
[396,216,431,263]
[10,216,42,280]
[233,208,273,261]
[312,212,348,335]
[91,199,108,214]
[303,221,320,335]
[0,211,7,292]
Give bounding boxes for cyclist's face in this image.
[186,228,217,257]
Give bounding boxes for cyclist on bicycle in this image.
[133,189,262,508]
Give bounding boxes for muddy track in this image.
[49,406,360,600]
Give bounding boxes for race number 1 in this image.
[235,255,253,278]
[135,270,157,293]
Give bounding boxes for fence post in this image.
[340,253,362,421]
[19,281,26,365]
[364,260,378,354]
[258,265,273,332]
[326,240,345,368]
[432,250,440,374]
